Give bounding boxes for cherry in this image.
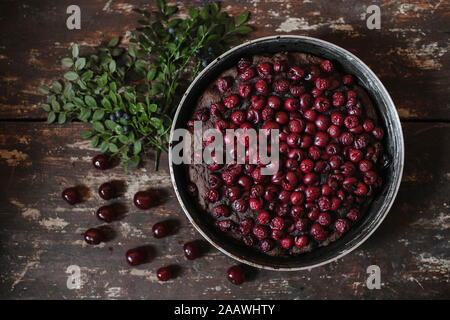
[183,241,200,260]
[217,219,233,232]
[257,210,271,225]
[238,83,252,98]
[289,119,305,133]
[213,204,231,217]
[310,222,328,241]
[98,182,115,200]
[372,127,384,140]
[187,183,198,197]
[255,79,268,95]
[224,94,240,109]
[251,94,267,110]
[96,205,116,223]
[267,96,281,110]
[205,189,220,203]
[273,78,290,94]
[62,187,79,205]
[342,74,354,85]
[288,66,304,80]
[84,228,103,245]
[233,198,248,213]
[237,57,252,70]
[249,198,263,211]
[294,235,309,248]
[252,225,269,240]
[133,191,156,209]
[156,267,172,281]
[332,92,345,107]
[256,62,272,76]
[315,78,330,90]
[231,110,245,125]
[227,266,245,285]
[126,247,147,266]
[335,218,350,234]
[274,111,289,125]
[92,154,109,170]
[280,236,294,249]
[217,76,233,93]
[152,221,169,238]
[320,60,334,73]
[284,98,299,112]
[273,60,286,72]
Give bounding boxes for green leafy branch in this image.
[39,1,252,171]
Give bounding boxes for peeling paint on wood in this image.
[0,0,449,300]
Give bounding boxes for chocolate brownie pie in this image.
[184,52,386,256]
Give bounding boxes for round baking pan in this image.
[169,35,404,271]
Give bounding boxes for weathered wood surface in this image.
[0,0,449,299]
[0,122,449,299]
[0,0,448,120]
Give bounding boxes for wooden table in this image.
[0,0,449,299]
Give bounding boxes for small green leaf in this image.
[47,111,56,124]
[189,7,198,19]
[63,103,74,111]
[38,86,50,94]
[236,10,250,26]
[132,155,140,166]
[75,57,86,70]
[91,135,100,147]
[109,143,119,153]
[118,135,129,144]
[105,120,119,131]
[146,68,157,82]
[72,44,79,58]
[108,37,120,48]
[101,97,112,109]
[61,58,74,67]
[166,6,178,16]
[133,141,142,155]
[109,60,116,73]
[84,95,97,108]
[93,121,105,132]
[233,25,253,34]
[200,6,210,20]
[41,104,51,112]
[93,109,105,121]
[81,70,93,81]
[51,99,60,112]
[157,0,164,12]
[81,130,93,139]
[64,71,78,81]
[51,81,62,93]
[58,112,67,124]
[100,140,109,153]
[148,103,157,112]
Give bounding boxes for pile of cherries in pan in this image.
[188,56,385,254]
[62,154,245,285]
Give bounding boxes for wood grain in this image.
[0,0,449,120]
[0,122,448,299]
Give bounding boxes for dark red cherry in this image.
[98,182,115,200]
[133,191,156,209]
[62,187,79,205]
[183,241,200,260]
[227,266,245,285]
[96,205,116,223]
[156,267,172,281]
[84,228,103,245]
[126,247,147,266]
[92,154,109,170]
[152,221,169,238]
